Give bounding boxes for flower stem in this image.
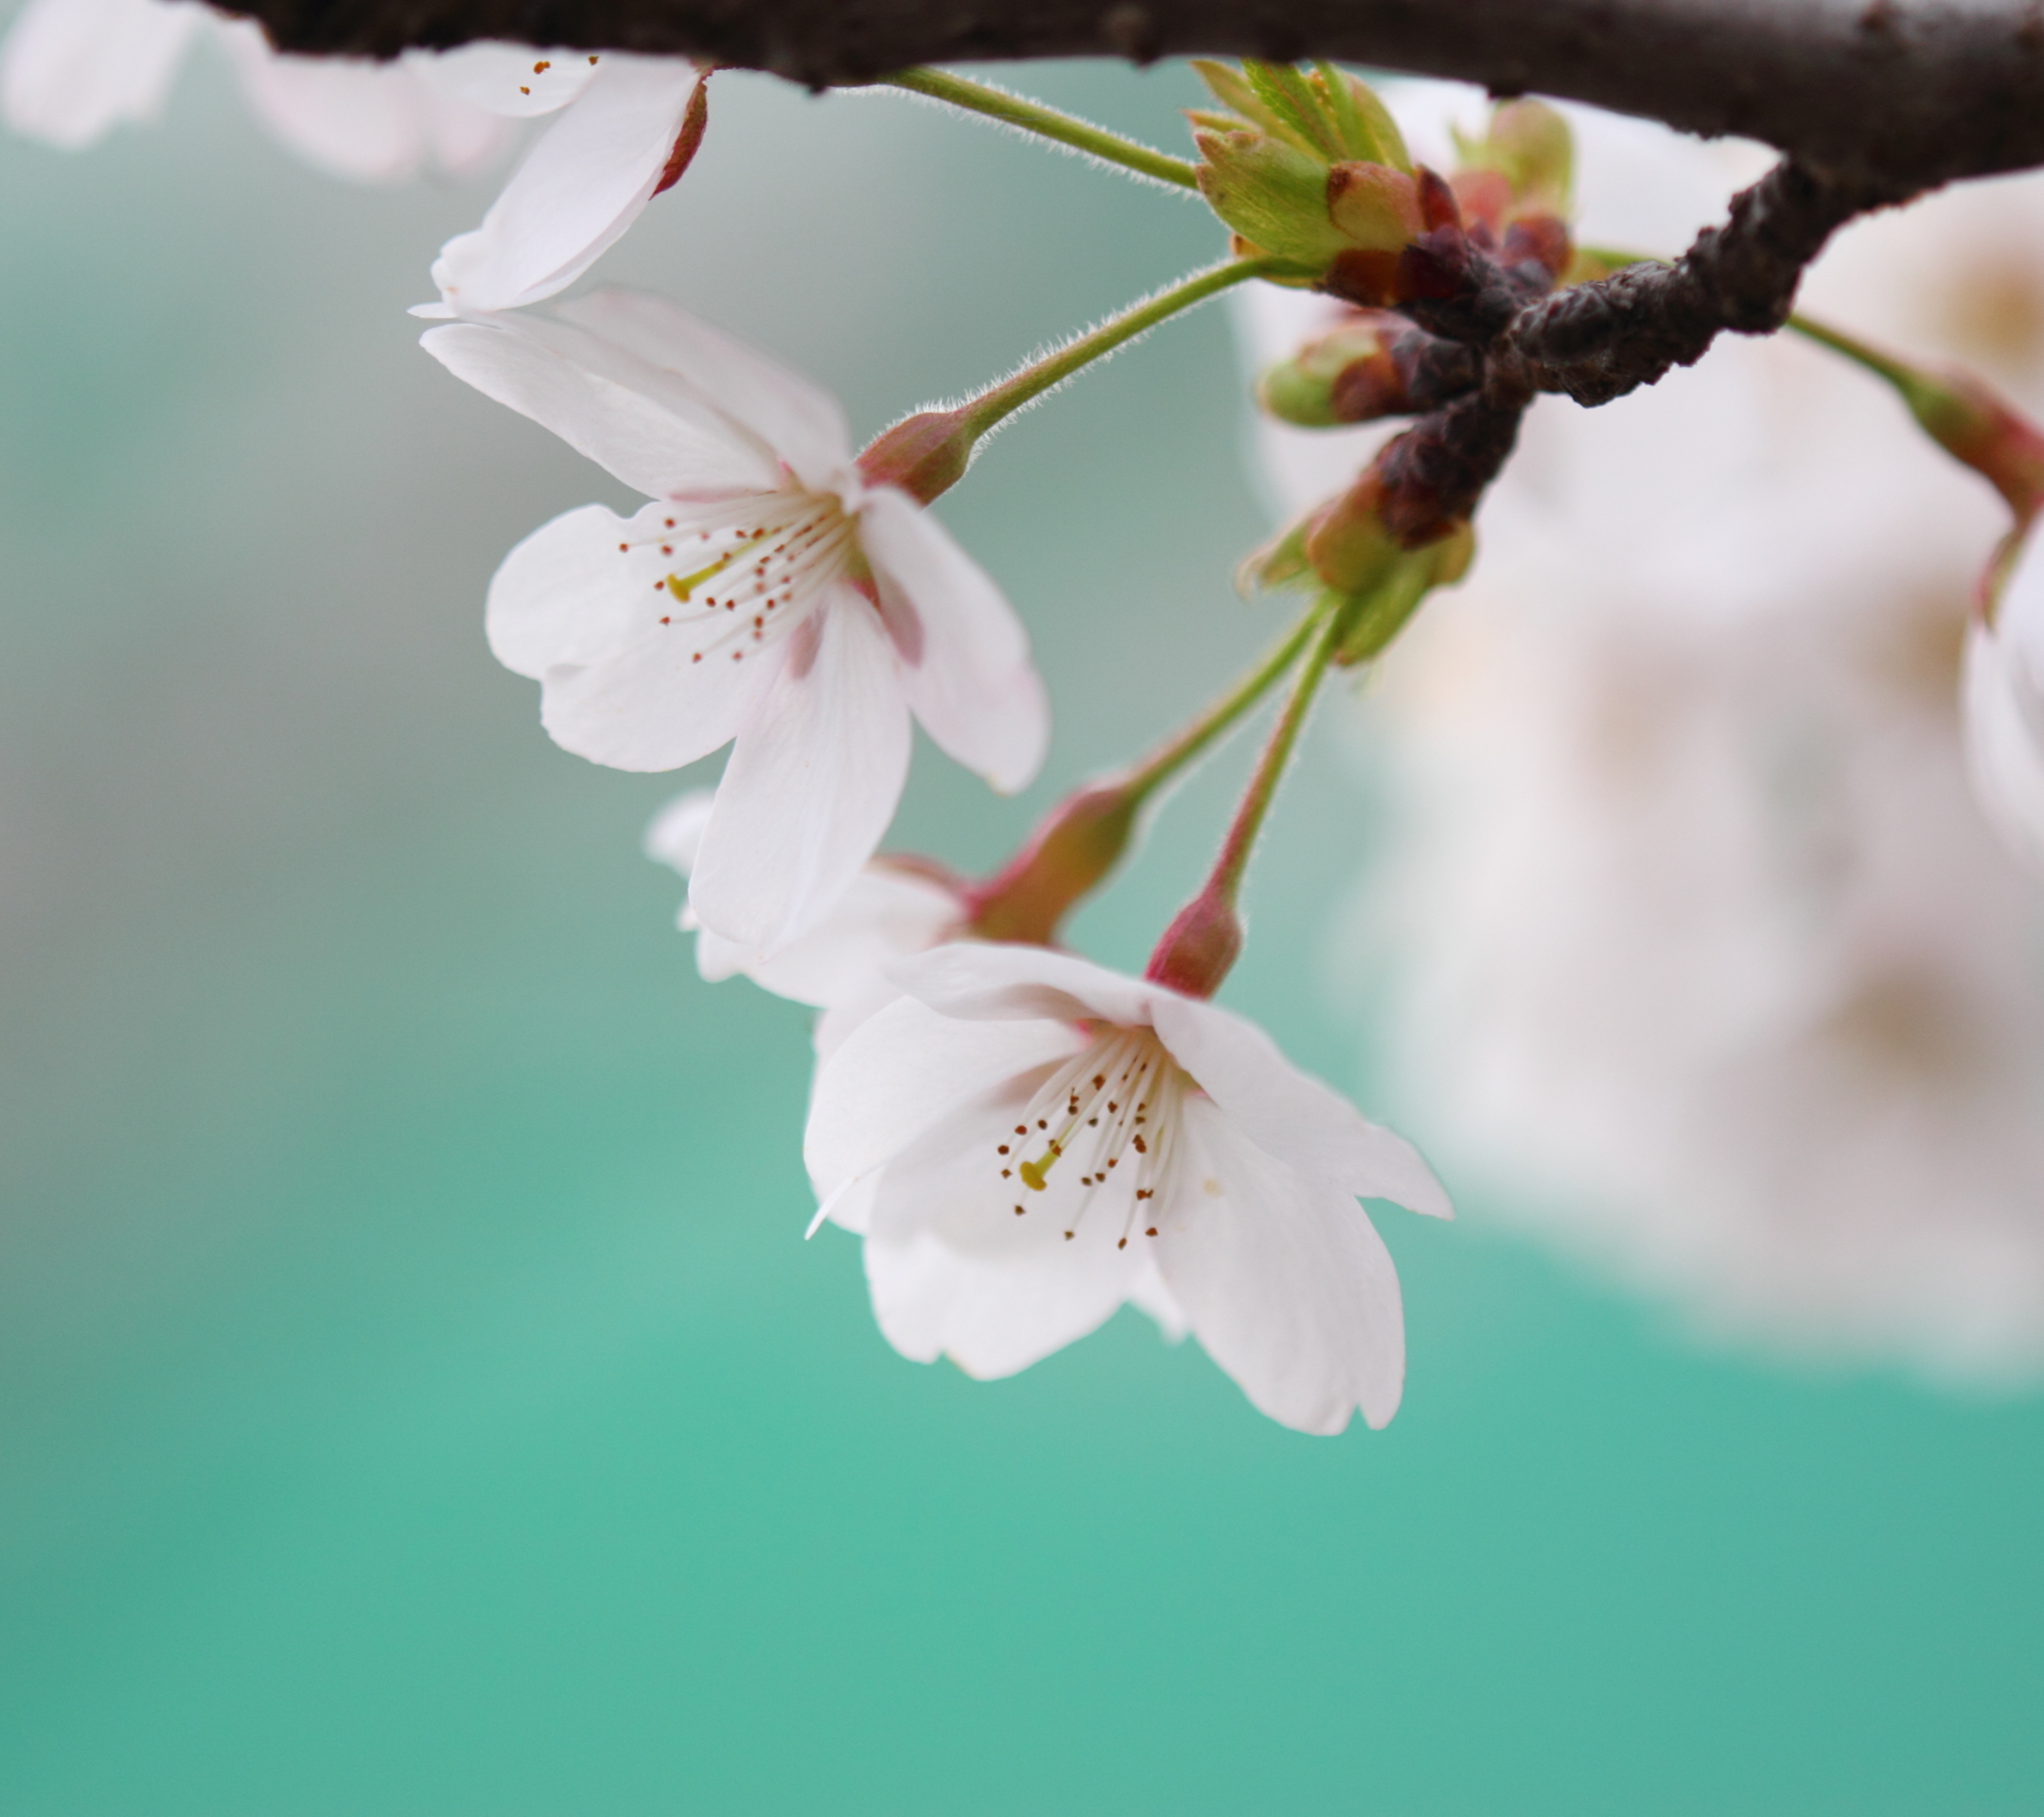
[963,604,1324,946]
[858,257,1282,504]
[1143,606,1341,998]
[880,67,1201,190]
[1202,601,1343,911]
[1117,602,1324,807]
[958,257,1278,443]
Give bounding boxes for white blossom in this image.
[0,0,510,181]
[644,788,965,1054]
[425,290,1048,957]
[804,944,1452,1435]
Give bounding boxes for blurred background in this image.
[1,44,2041,1813]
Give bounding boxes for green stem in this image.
[1204,601,1342,909]
[1784,310,1934,400]
[880,67,1201,190]
[1117,603,1324,806]
[960,604,1322,948]
[959,257,1277,443]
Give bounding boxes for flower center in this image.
[993,1026,1189,1247]
[614,489,859,666]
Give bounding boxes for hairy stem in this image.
[881,67,1199,189]
[957,257,1278,442]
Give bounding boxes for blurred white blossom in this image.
[1244,83,2044,1380]
[0,0,511,181]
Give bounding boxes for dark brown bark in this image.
[222,0,2044,193]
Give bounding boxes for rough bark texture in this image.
[222,0,2044,192]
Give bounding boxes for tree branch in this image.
[225,0,2044,192]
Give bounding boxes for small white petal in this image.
[690,594,912,952]
[643,786,716,878]
[743,864,960,1008]
[1149,992,1454,1216]
[1127,1256,1189,1343]
[861,1071,1149,1378]
[486,500,779,770]
[804,996,1084,1198]
[856,486,1049,793]
[886,942,1159,1031]
[1158,1096,1407,1434]
[430,54,703,313]
[411,40,597,119]
[1,0,197,149]
[558,290,854,497]
[422,316,780,502]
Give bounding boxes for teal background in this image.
[1,51,2040,1813]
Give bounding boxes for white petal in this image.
[486,500,778,770]
[1158,1096,1407,1434]
[421,315,780,502]
[1,0,197,149]
[558,290,854,496]
[429,54,703,313]
[885,942,1159,1031]
[410,41,597,118]
[642,787,716,878]
[743,864,960,1007]
[1127,1257,1189,1343]
[689,595,912,952]
[1149,991,1454,1216]
[804,996,1084,1196]
[860,1067,1149,1378]
[857,486,1049,793]
[1962,620,2044,876]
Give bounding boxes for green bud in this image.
[1189,60,1421,282]
[1192,125,1356,268]
[1256,320,1387,426]
[1452,98,1573,217]
[1330,523,1474,665]
[1326,160,1425,251]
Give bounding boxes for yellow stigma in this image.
[665,553,737,601]
[1017,1155,1053,1191]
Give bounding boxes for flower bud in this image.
[1241,467,1475,667]
[1256,316,1398,426]
[1257,311,1483,426]
[1452,99,1573,221]
[1189,60,1425,282]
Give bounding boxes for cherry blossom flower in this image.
[1963,528,2044,876]
[804,944,1452,1435]
[1,0,510,181]
[643,788,965,1054]
[424,290,1048,956]
[1246,83,2044,1380]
